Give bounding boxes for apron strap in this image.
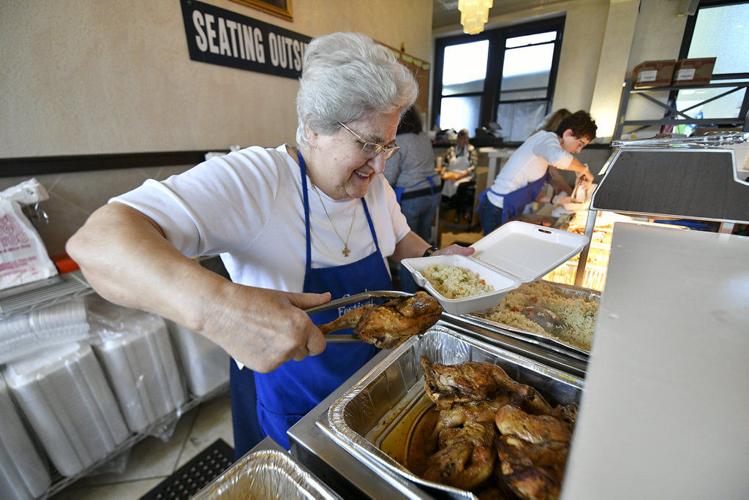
[297,151,314,272]
[361,199,381,253]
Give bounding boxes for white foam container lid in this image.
[402,221,589,315]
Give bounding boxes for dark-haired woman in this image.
[478,110,597,234]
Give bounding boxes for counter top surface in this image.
[562,223,749,499]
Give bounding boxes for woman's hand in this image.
[434,244,475,257]
[203,284,331,372]
[442,170,470,181]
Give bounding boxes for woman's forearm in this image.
[391,231,430,262]
[68,203,331,372]
[66,203,226,334]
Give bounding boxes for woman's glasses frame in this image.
[337,122,400,160]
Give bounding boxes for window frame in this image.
[673,0,749,128]
[678,0,749,80]
[431,16,566,141]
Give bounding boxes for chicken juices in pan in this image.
[420,357,576,500]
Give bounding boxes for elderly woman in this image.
[67,32,471,454]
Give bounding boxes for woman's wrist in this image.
[422,246,439,257]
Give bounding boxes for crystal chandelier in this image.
[458,0,494,35]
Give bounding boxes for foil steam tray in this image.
[322,324,584,499]
[194,448,341,500]
[468,281,600,358]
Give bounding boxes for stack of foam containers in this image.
[0,374,51,500]
[3,343,130,477]
[167,321,229,397]
[0,297,90,365]
[92,310,187,433]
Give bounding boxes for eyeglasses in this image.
[338,122,400,160]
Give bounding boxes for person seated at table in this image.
[440,128,478,223]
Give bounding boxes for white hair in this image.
[296,32,418,146]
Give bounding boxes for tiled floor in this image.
[52,394,233,499]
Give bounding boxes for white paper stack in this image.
[167,321,229,397]
[0,374,51,500]
[93,311,187,433]
[3,343,129,477]
[0,298,89,365]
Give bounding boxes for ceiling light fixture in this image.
[458,0,493,35]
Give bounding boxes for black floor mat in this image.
[140,439,234,499]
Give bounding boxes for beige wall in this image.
[588,0,641,137]
[0,0,433,255]
[0,0,433,158]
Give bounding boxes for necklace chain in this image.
[311,184,356,257]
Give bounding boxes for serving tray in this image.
[468,281,600,357]
[319,323,583,499]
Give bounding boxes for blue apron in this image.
[393,174,440,204]
[479,173,549,225]
[232,151,393,452]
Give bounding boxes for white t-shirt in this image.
[487,131,572,208]
[112,145,410,293]
[441,144,474,198]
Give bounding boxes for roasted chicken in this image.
[496,435,568,481]
[421,357,553,415]
[319,292,442,349]
[423,421,496,491]
[435,399,510,431]
[495,404,571,445]
[495,435,568,500]
[418,358,576,499]
[493,405,571,499]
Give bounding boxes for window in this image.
[675,1,749,127]
[439,40,489,135]
[432,17,565,143]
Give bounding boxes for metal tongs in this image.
[305,290,412,343]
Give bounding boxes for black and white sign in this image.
[180,0,311,79]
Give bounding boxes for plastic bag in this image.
[0,179,57,290]
[88,296,187,437]
[0,297,91,365]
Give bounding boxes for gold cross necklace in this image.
[311,184,356,257]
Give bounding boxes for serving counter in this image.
[286,222,747,499]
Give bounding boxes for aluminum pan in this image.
[326,323,583,499]
[469,281,600,357]
[194,448,341,500]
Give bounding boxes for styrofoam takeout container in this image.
[402,221,589,314]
